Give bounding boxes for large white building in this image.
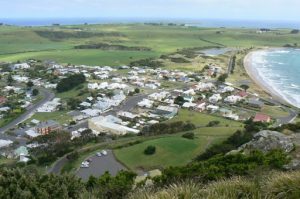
[88,116,140,135]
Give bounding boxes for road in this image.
[0,88,55,134]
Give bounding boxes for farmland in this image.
[1,24,300,67]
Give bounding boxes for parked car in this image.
[101,150,108,156]
[81,161,89,168]
[96,152,102,157]
[86,158,93,162]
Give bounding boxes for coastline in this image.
[243,49,294,107]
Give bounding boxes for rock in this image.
[237,130,294,154]
[284,159,300,170]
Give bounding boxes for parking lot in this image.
[76,150,126,181]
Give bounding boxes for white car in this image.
[101,150,108,156]
[96,152,102,157]
[81,161,89,168]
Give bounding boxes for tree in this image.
[217,74,228,82]
[32,89,39,96]
[144,145,156,155]
[134,88,140,93]
[174,96,185,106]
[56,73,86,93]
[240,84,249,91]
[26,81,34,88]
[106,91,114,98]
[7,74,14,85]
[182,132,195,139]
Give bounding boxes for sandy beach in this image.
[243,50,292,106]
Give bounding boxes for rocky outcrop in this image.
[237,130,295,154]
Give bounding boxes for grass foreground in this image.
[129,170,300,199]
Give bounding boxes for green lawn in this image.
[167,109,242,127]
[261,105,290,118]
[114,126,240,170]
[27,111,72,125]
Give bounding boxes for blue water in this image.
[1,18,300,28]
[250,49,300,108]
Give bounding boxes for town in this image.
[0,49,297,180]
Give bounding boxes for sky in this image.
[1,0,300,22]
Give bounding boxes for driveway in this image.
[76,150,126,181]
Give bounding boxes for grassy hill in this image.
[1,24,300,65]
[114,126,241,170]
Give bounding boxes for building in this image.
[209,94,222,104]
[118,111,139,121]
[253,113,271,123]
[88,116,140,135]
[248,98,264,109]
[11,63,30,70]
[35,120,61,135]
[154,106,178,119]
[0,96,7,105]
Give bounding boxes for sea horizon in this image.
[1,17,300,29]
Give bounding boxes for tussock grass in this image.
[129,171,300,199]
[263,171,300,199]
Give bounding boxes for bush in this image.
[217,74,228,82]
[144,146,156,155]
[182,132,195,140]
[207,121,220,127]
[56,73,86,93]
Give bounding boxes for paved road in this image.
[48,155,69,174]
[104,93,148,116]
[77,150,126,181]
[0,88,55,134]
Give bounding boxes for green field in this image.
[1,24,300,66]
[114,127,240,170]
[26,111,72,125]
[167,109,243,127]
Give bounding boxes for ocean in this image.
[250,49,300,108]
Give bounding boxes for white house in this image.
[207,105,219,112]
[182,102,197,109]
[138,99,154,108]
[209,94,222,104]
[224,95,242,104]
[12,63,30,70]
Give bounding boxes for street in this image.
[0,88,55,134]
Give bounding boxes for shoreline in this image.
[243,49,295,107]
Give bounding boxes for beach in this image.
[243,49,295,107]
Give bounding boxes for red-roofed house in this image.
[0,96,7,105]
[253,113,271,123]
[237,91,248,98]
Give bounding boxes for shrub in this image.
[207,120,220,127]
[182,132,195,140]
[56,73,86,93]
[144,146,156,155]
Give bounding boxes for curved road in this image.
[0,88,55,134]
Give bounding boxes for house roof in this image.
[237,91,248,98]
[253,113,271,122]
